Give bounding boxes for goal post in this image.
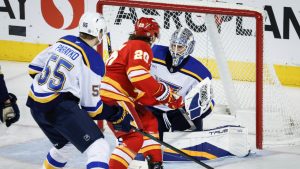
[97,0,299,150]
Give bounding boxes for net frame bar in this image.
[96,0,264,149]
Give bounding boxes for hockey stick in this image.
[106,32,112,55]
[131,126,214,169]
[178,108,197,130]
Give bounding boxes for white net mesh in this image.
[99,0,300,147]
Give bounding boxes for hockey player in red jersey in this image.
[100,17,183,169]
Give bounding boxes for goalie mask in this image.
[169,28,195,67]
[79,12,107,43]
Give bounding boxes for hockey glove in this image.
[107,106,134,132]
[185,77,213,120]
[0,93,20,127]
[155,82,184,109]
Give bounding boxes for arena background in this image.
[0,0,299,87]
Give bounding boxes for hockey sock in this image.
[141,133,162,163]
[43,147,68,169]
[86,138,110,169]
[109,132,143,169]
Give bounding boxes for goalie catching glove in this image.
[185,77,214,120]
[0,93,20,127]
[155,82,184,109]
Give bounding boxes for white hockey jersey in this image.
[27,35,105,117]
[151,45,214,112]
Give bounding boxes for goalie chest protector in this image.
[151,45,212,111]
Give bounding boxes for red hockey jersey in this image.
[100,40,160,105]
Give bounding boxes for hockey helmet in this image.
[79,12,107,43]
[169,27,195,67]
[134,17,160,38]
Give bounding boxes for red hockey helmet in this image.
[134,17,160,38]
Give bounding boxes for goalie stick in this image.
[178,108,197,130]
[131,126,214,169]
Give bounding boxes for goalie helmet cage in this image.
[97,0,300,149]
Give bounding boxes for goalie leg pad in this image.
[163,125,251,161]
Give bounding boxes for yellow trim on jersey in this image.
[126,65,148,75]
[143,134,159,140]
[139,145,161,153]
[117,146,136,159]
[134,90,145,101]
[28,69,40,75]
[152,58,166,64]
[164,148,217,160]
[58,39,90,68]
[180,68,203,82]
[130,74,152,82]
[102,76,129,96]
[110,154,129,168]
[100,90,134,106]
[43,160,57,169]
[88,104,103,118]
[28,91,60,103]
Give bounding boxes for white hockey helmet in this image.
[79,12,107,43]
[169,27,195,67]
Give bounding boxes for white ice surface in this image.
[0,61,300,169]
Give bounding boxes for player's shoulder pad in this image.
[180,56,212,82]
[152,45,169,63]
[58,35,105,77]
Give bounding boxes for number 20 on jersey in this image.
[106,49,149,66]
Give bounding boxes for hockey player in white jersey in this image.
[26,12,134,169]
[150,27,215,140]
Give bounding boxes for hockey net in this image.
[97,0,300,149]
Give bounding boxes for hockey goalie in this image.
[132,27,251,166]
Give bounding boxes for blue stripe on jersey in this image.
[87,161,109,169]
[182,57,212,81]
[81,100,103,112]
[58,35,105,77]
[29,64,43,72]
[30,85,55,97]
[152,45,169,61]
[47,152,67,168]
[152,45,212,82]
